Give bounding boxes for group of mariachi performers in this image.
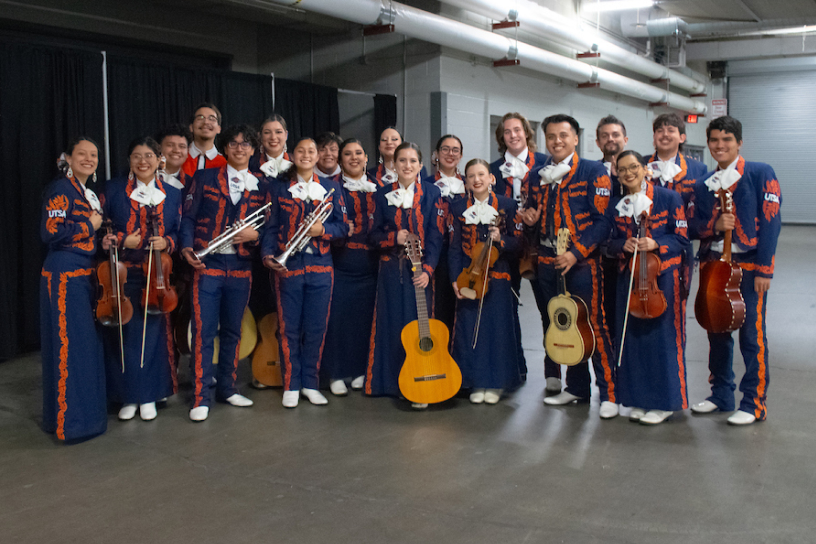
[40,101,782,443]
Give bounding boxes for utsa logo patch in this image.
[595,187,610,197]
[762,180,781,221]
[676,220,688,229]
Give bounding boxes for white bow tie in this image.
[616,191,652,220]
[163,172,184,190]
[343,174,377,193]
[380,167,397,185]
[499,155,529,180]
[229,172,258,195]
[649,160,682,185]
[385,187,414,209]
[289,180,327,202]
[435,175,465,198]
[705,168,741,193]
[603,161,612,176]
[259,155,293,178]
[540,163,571,186]
[84,187,102,212]
[463,199,499,225]
[129,180,166,207]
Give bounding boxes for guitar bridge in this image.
[414,374,447,382]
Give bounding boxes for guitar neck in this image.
[412,264,431,340]
[720,189,733,262]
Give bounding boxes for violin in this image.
[95,220,134,327]
[518,192,538,280]
[456,211,505,300]
[141,208,178,315]
[628,212,667,319]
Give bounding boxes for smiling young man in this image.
[647,113,707,206]
[595,115,628,194]
[521,114,617,419]
[315,132,343,179]
[689,115,782,426]
[155,124,192,191]
[182,103,227,177]
[180,124,267,422]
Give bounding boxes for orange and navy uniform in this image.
[40,174,106,441]
[249,150,291,175]
[182,144,227,178]
[448,192,524,391]
[646,152,707,207]
[606,183,690,411]
[365,179,445,397]
[525,154,616,402]
[367,163,429,188]
[689,157,782,420]
[261,174,348,392]
[100,175,181,406]
[180,165,268,408]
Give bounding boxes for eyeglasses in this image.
[194,114,219,123]
[131,153,156,162]
[439,146,461,155]
[227,141,253,149]
[618,164,643,176]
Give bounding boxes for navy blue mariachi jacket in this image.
[41,175,99,256]
[179,165,268,261]
[646,151,708,206]
[525,155,612,263]
[369,179,445,278]
[689,156,782,279]
[490,150,549,202]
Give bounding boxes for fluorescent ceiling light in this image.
[583,0,654,13]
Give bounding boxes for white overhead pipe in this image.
[438,0,707,94]
[260,0,706,114]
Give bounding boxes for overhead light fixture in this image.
[583,0,655,13]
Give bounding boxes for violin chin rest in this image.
[459,287,477,300]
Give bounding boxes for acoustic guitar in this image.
[251,313,283,387]
[544,228,595,366]
[695,189,746,333]
[398,233,462,404]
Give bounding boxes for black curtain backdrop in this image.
[274,78,340,150]
[0,42,105,359]
[106,56,275,177]
[373,93,398,157]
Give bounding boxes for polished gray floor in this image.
[1,226,815,544]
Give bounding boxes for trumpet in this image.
[195,202,272,260]
[272,188,335,270]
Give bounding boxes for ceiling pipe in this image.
[436,0,706,94]
[259,0,706,114]
[621,12,816,39]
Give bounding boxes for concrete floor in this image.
[1,226,815,544]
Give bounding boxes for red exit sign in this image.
[686,114,698,124]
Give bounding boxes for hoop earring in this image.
[93,171,97,183]
[66,166,73,179]
[379,156,383,165]
[128,170,135,182]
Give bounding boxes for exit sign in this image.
[686,114,698,124]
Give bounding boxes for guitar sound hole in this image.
[419,337,434,352]
[555,309,572,331]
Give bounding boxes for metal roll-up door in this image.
[729,72,816,224]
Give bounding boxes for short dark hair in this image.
[616,149,646,167]
[218,124,260,154]
[653,113,686,136]
[191,102,222,125]
[596,115,627,139]
[127,136,161,158]
[707,115,743,142]
[543,114,580,135]
[155,124,192,146]
[394,141,422,164]
[284,137,317,180]
[495,113,536,154]
[315,131,343,150]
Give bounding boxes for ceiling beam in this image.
[734,0,762,23]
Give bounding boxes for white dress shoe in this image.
[225,394,253,407]
[629,407,646,421]
[118,404,137,421]
[727,410,757,426]
[301,388,328,405]
[545,377,562,393]
[139,402,157,421]
[599,401,619,419]
[330,380,349,396]
[469,389,486,404]
[282,390,299,408]
[543,391,583,406]
[691,400,719,414]
[484,389,503,405]
[189,406,209,421]
[251,378,270,390]
[411,402,429,410]
[350,375,365,390]
[640,410,672,425]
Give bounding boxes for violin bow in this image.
[140,219,154,370]
[113,237,126,373]
[471,212,503,349]
[617,221,641,368]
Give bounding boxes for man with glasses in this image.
[180,124,267,422]
[182,103,227,177]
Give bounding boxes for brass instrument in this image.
[195,202,272,260]
[272,189,335,270]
